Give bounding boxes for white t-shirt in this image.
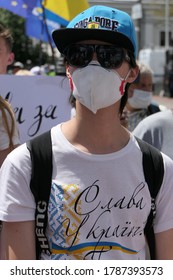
[0,110,20,150]
[0,124,173,260]
[133,110,173,160]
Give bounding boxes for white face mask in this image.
[128,89,152,109]
[71,62,130,114]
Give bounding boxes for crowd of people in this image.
[10,62,60,76]
[0,5,173,261]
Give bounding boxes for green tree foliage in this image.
[0,8,52,67]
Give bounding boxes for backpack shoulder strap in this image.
[27,130,52,259]
[135,137,164,259]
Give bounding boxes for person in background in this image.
[15,69,34,76]
[30,66,45,75]
[0,23,14,74]
[124,62,160,131]
[47,64,56,76]
[0,5,173,261]
[0,23,20,164]
[0,23,20,259]
[12,61,24,75]
[133,109,173,160]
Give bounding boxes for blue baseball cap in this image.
[52,5,137,58]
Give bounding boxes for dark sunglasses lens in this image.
[66,45,93,67]
[97,46,125,68]
[65,45,126,68]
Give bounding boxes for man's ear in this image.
[66,66,74,92]
[7,52,14,66]
[127,65,139,84]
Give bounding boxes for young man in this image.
[0,5,173,260]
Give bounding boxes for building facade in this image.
[88,0,173,54]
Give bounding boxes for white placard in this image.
[0,75,71,143]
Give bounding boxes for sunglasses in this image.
[64,44,130,69]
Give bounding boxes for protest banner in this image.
[0,75,71,143]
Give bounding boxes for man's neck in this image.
[61,107,130,154]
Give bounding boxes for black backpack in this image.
[27,130,164,260]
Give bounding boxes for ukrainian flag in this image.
[0,0,89,43]
[44,0,89,26]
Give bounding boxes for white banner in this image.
[0,75,71,144]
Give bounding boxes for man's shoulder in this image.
[4,143,30,169]
[135,110,170,129]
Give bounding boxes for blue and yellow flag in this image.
[0,0,37,18]
[43,0,89,26]
[0,0,89,43]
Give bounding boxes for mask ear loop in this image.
[124,68,132,80]
[116,68,132,95]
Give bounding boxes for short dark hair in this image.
[0,23,13,52]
